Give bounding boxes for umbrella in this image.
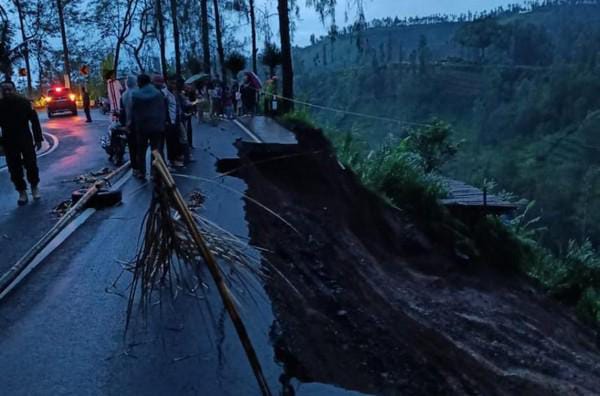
[185,73,210,85]
[243,71,262,90]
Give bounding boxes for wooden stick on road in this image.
[151,150,272,396]
[0,161,131,297]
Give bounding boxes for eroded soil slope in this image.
[226,127,600,395]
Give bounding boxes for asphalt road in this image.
[0,116,359,395]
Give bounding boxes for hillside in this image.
[229,121,600,395]
[293,2,600,251]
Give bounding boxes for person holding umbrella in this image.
[244,71,262,91]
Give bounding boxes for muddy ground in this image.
[224,127,600,395]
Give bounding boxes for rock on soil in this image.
[223,127,600,395]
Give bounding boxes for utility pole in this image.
[14,0,32,97]
[56,0,71,88]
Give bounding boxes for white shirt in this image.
[107,79,123,114]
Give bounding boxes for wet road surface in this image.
[0,117,360,395]
[0,111,110,272]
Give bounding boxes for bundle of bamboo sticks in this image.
[127,151,271,396]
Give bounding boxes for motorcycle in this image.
[100,98,111,115]
[101,121,128,166]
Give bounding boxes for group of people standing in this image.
[118,73,196,179]
[0,71,276,206]
[113,72,279,178]
[200,76,259,120]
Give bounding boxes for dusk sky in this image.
[259,0,521,46]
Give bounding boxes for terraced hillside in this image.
[293,2,600,250]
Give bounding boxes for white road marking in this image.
[0,169,133,300]
[0,208,96,300]
[233,119,263,143]
[0,132,59,172]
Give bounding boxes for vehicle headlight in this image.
[69,94,76,101]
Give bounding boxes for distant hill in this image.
[294,22,462,75]
[292,1,600,249]
[294,2,600,75]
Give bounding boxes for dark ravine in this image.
[221,126,600,395]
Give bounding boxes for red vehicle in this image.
[46,87,77,118]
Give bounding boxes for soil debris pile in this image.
[51,199,72,218]
[72,167,112,185]
[225,126,600,395]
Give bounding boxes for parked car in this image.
[46,86,77,118]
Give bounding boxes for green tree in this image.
[233,0,257,73]
[277,0,293,112]
[11,0,35,96]
[455,17,505,62]
[155,0,168,79]
[0,6,13,80]
[260,42,282,77]
[90,0,139,78]
[169,0,181,76]
[417,35,431,74]
[212,0,226,80]
[405,120,459,172]
[224,51,246,80]
[55,0,72,85]
[200,0,210,74]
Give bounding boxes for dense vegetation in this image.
[280,110,600,326]
[290,1,600,326]
[294,1,600,251]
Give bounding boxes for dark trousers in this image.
[136,132,164,175]
[5,141,40,192]
[165,124,182,163]
[186,118,193,148]
[244,101,256,115]
[127,132,138,170]
[84,107,92,122]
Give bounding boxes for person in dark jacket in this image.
[82,86,92,122]
[240,78,257,116]
[0,80,43,205]
[130,74,166,179]
[119,75,138,171]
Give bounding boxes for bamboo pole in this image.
[151,151,272,396]
[0,161,131,295]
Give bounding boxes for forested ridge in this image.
[294,1,600,252]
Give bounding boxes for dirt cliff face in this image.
[224,126,600,395]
